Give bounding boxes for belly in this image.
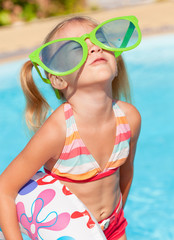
[60,171,121,222]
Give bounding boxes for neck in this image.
[66,87,115,125]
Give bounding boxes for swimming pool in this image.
[0,33,174,239]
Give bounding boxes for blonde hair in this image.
[20,15,131,132]
[112,55,131,101]
[20,60,50,132]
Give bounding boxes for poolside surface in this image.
[0,0,174,62]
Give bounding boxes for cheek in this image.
[106,50,117,66]
[114,60,118,76]
[109,54,118,76]
[62,67,82,85]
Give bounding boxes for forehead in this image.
[53,20,97,40]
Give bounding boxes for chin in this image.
[93,70,115,82]
[77,68,116,87]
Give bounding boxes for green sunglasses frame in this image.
[29,15,142,99]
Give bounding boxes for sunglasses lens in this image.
[40,40,83,73]
[96,19,139,49]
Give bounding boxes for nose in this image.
[86,39,102,54]
[90,45,102,54]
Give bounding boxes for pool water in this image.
[124,34,174,239]
[0,33,174,239]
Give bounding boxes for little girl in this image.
[0,15,141,240]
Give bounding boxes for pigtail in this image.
[20,60,50,133]
[112,55,131,103]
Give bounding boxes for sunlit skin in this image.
[0,20,141,240]
[47,21,121,218]
[50,21,118,100]
[48,21,141,240]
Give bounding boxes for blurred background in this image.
[0,0,173,61]
[0,0,174,62]
[0,0,167,27]
[0,0,174,239]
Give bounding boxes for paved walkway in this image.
[0,1,174,62]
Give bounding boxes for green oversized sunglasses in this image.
[29,15,142,99]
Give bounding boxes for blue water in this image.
[0,33,174,239]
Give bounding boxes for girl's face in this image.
[52,20,118,96]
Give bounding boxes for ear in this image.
[49,74,68,90]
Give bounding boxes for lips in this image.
[91,57,107,65]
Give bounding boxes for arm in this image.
[0,106,65,240]
[118,101,141,208]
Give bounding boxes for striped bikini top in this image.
[45,101,131,182]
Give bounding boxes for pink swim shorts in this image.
[99,195,128,240]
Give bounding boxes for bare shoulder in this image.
[41,103,65,135]
[117,100,141,141]
[18,102,66,169]
[0,104,66,196]
[34,103,66,156]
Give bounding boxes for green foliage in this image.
[21,3,38,21]
[0,0,86,26]
[0,10,11,26]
